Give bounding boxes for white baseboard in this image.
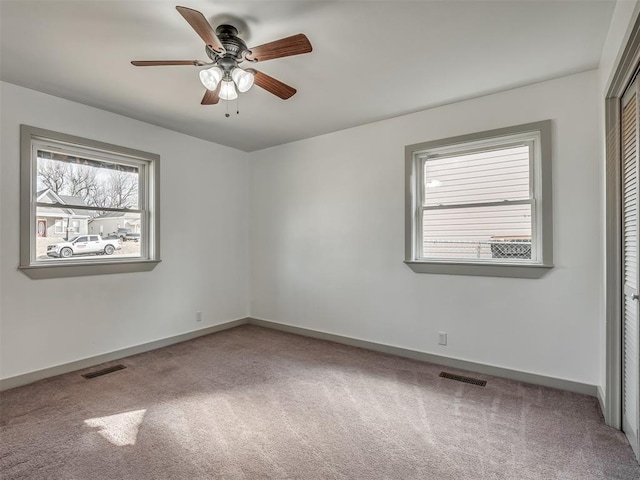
[248,317,598,398]
[0,317,249,391]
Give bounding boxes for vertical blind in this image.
[622,87,639,442]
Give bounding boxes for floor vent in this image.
[439,371,487,387]
[82,364,126,379]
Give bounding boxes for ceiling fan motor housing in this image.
[207,24,249,61]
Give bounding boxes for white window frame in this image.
[20,125,161,279]
[404,120,553,278]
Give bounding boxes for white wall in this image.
[0,82,250,380]
[251,71,602,386]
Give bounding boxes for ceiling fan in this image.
[131,6,312,109]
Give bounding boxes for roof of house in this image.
[37,189,85,206]
[58,195,87,207]
[36,189,90,217]
[93,212,125,219]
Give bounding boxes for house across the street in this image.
[88,212,141,237]
[35,189,89,239]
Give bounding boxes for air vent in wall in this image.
[439,371,487,387]
[82,364,126,379]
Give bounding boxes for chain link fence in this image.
[423,238,531,260]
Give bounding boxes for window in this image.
[20,125,161,279]
[405,121,553,278]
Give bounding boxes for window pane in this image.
[37,150,139,210]
[35,151,142,262]
[36,207,141,261]
[424,146,530,206]
[422,204,532,260]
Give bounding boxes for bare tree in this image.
[67,166,98,200]
[106,170,138,209]
[38,158,138,211]
[90,170,138,210]
[37,159,68,194]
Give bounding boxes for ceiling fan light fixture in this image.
[219,80,238,100]
[199,66,223,90]
[131,6,313,109]
[231,67,254,93]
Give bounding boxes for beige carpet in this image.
[1,324,638,479]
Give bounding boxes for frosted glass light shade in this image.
[199,66,223,91]
[231,68,254,93]
[219,80,238,100]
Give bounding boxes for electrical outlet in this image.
[438,332,447,346]
[196,311,202,322]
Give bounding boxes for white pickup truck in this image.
[47,235,122,258]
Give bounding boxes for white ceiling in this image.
[1,1,616,152]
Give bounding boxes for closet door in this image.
[622,77,640,460]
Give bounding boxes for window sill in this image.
[404,260,553,279]
[19,259,161,279]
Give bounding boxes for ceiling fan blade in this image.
[245,34,312,62]
[131,60,206,66]
[176,6,225,54]
[201,84,221,105]
[250,69,297,99]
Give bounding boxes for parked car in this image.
[47,235,122,258]
[122,232,140,242]
[112,228,140,242]
[114,227,130,239]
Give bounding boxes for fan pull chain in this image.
[236,94,240,115]
[225,98,230,118]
